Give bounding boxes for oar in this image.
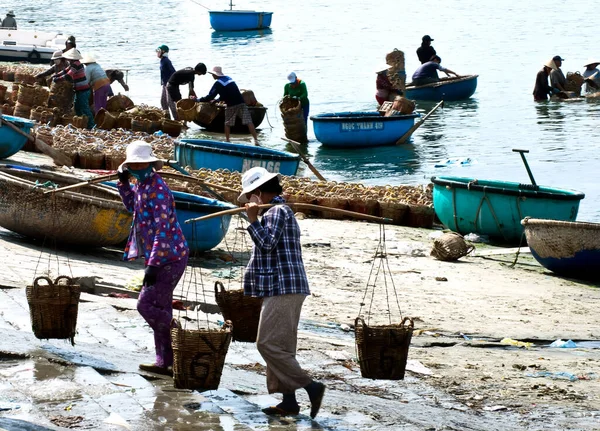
[512,149,537,186]
[43,173,119,194]
[395,100,444,145]
[185,203,392,224]
[282,137,327,181]
[0,117,72,167]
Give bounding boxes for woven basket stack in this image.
[279,96,307,143]
[385,49,407,92]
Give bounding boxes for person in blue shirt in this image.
[411,55,459,86]
[156,44,176,119]
[196,66,259,145]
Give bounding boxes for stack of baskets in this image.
[430,231,475,261]
[214,281,263,342]
[385,49,407,92]
[26,276,81,346]
[47,81,74,116]
[279,96,307,144]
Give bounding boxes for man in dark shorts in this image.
[196,66,259,145]
[166,63,207,120]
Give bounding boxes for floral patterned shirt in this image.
[117,172,188,267]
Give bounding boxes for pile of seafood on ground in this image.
[164,167,435,228]
[31,124,175,170]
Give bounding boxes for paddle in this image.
[281,137,327,181]
[184,203,392,224]
[0,117,72,166]
[512,149,537,186]
[43,173,119,194]
[396,100,444,145]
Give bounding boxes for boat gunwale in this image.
[177,139,300,162]
[521,217,600,230]
[310,112,419,122]
[431,176,585,201]
[209,10,273,14]
[406,74,479,90]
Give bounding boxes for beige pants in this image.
[256,294,312,394]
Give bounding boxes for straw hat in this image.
[238,167,281,203]
[209,66,225,77]
[6,10,15,17]
[62,48,82,61]
[118,141,161,172]
[81,53,97,64]
[376,64,390,73]
[51,50,63,60]
[545,59,557,70]
[584,59,600,68]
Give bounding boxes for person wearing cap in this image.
[375,65,402,105]
[1,11,16,29]
[549,55,567,93]
[156,45,176,118]
[582,60,600,93]
[238,166,326,418]
[63,36,76,53]
[81,54,111,114]
[411,55,459,86]
[166,63,207,120]
[105,69,130,96]
[53,48,95,129]
[35,50,68,83]
[283,72,309,125]
[196,66,259,144]
[116,141,189,377]
[533,62,554,102]
[417,35,436,64]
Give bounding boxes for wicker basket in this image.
[391,96,415,115]
[160,118,183,137]
[116,113,132,130]
[105,153,126,170]
[241,89,258,106]
[177,99,198,122]
[78,152,105,169]
[95,108,116,130]
[195,102,219,125]
[355,316,414,380]
[13,102,32,119]
[26,276,80,345]
[171,319,232,390]
[430,232,474,261]
[131,117,150,133]
[279,96,307,143]
[214,281,263,343]
[4,71,15,82]
[565,72,585,94]
[0,84,7,102]
[106,94,134,113]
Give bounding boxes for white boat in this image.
[0,29,66,64]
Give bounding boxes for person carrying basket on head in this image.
[116,141,189,376]
[239,167,325,418]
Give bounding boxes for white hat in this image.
[209,66,225,77]
[544,59,557,70]
[81,53,97,64]
[376,64,390,73]
[287,72,297,83]
[238,167,281,203]
[62,48,82,61]
[51,50,63,60]
[118,141,160,172]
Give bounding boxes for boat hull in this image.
[175,139,300,175]
[406,75,478,101]
[0,29,65,64]
[522,218,600,281]
[432,176,584,244]
[310,111,418,148]
[209,11,273,31]
[0,115,34,159]
[193,106,267,133]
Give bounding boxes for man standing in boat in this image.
[1,11,16,29]
[411,55,459,86]
[166,63,207,120]
[416,35,435,64]
[196,66,259,145]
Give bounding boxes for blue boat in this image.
[310,111,419,148]
[405,75,478,101]
[175,139,300,175]
[521,218,600,281]
[432,176,585,244]
[209,1,272,32]
[0,114,35,159]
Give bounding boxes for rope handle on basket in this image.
[170,318,182,329]
[214,281,226,298]
[33,276,54,288]
[54,275,76,286]
[354,316,366,329]
[400,317,415,329]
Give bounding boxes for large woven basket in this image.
[214,281,263,343]
[26,276,80,345]
[171,319,232,390]
[177,99,198,122]
[355,317,414,380]
[195,102,218,124]
[95,108,116,130]
[565,72,585,94]
[279,96,307,143]
[430,232,474,261]
[160,118,183,137]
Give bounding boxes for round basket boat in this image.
[521,217,600,281]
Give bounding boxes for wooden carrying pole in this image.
[0,117,73,166]
[158,171,239,192]
[281,137,327,181]
[396,100,444,145]
[43,173,119,194]
[185,203,392,224]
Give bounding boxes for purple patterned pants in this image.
[137,256,188,367]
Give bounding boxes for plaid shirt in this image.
[244,202,310,297]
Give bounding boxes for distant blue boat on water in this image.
[175,139,300,175]
[310,111,419,148]
[209,1,272,31]
[0,114,34,159]
[405,75,478,101]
